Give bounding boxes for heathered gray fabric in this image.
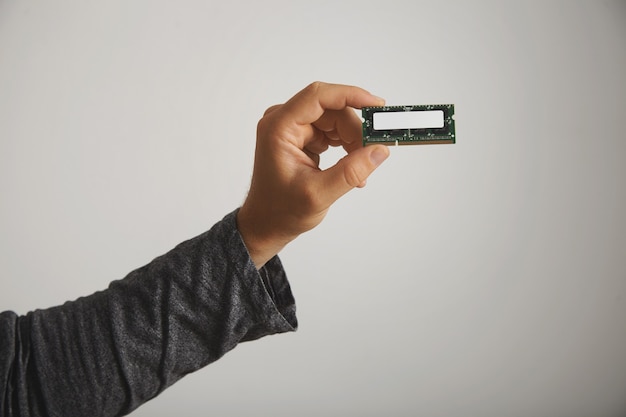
[0,210,297,417]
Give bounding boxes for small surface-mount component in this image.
[362,104,455,146]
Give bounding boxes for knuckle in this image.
[306,81,324,93]
[257,112,280,137]
[263,104,281,117]
[256,115,271,137]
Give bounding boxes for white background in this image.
[1,1,625,416]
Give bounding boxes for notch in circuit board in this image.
[362,104,455,146]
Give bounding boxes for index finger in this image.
[280,81,385,126]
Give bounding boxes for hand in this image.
[237,82,390,268]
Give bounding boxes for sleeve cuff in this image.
[225,209,297,339]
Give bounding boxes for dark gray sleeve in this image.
[0,210,297,417]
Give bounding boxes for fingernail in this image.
[370,146,390,166]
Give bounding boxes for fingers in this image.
[281,81,385,126]
[313,107,363,147]
[304,129,330,157]
[260,82,389,197]
[260,82,383,151]
[303,148,321,166]
[317,145,390,206]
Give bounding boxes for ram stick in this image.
[362,104,455,146]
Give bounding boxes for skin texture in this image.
[237,82,390,268]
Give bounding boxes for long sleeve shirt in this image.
[0,210,297,416]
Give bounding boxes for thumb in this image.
[318,145,390,206]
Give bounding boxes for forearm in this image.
[0,210,297,417]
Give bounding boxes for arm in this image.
[1,211,296,417]
[0,81,390,417]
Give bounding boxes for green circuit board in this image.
[362,104,455,146]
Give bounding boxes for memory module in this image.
[362,104,455,146]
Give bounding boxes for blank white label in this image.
[373,110,444,130]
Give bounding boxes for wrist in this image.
[236,204,291,269]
